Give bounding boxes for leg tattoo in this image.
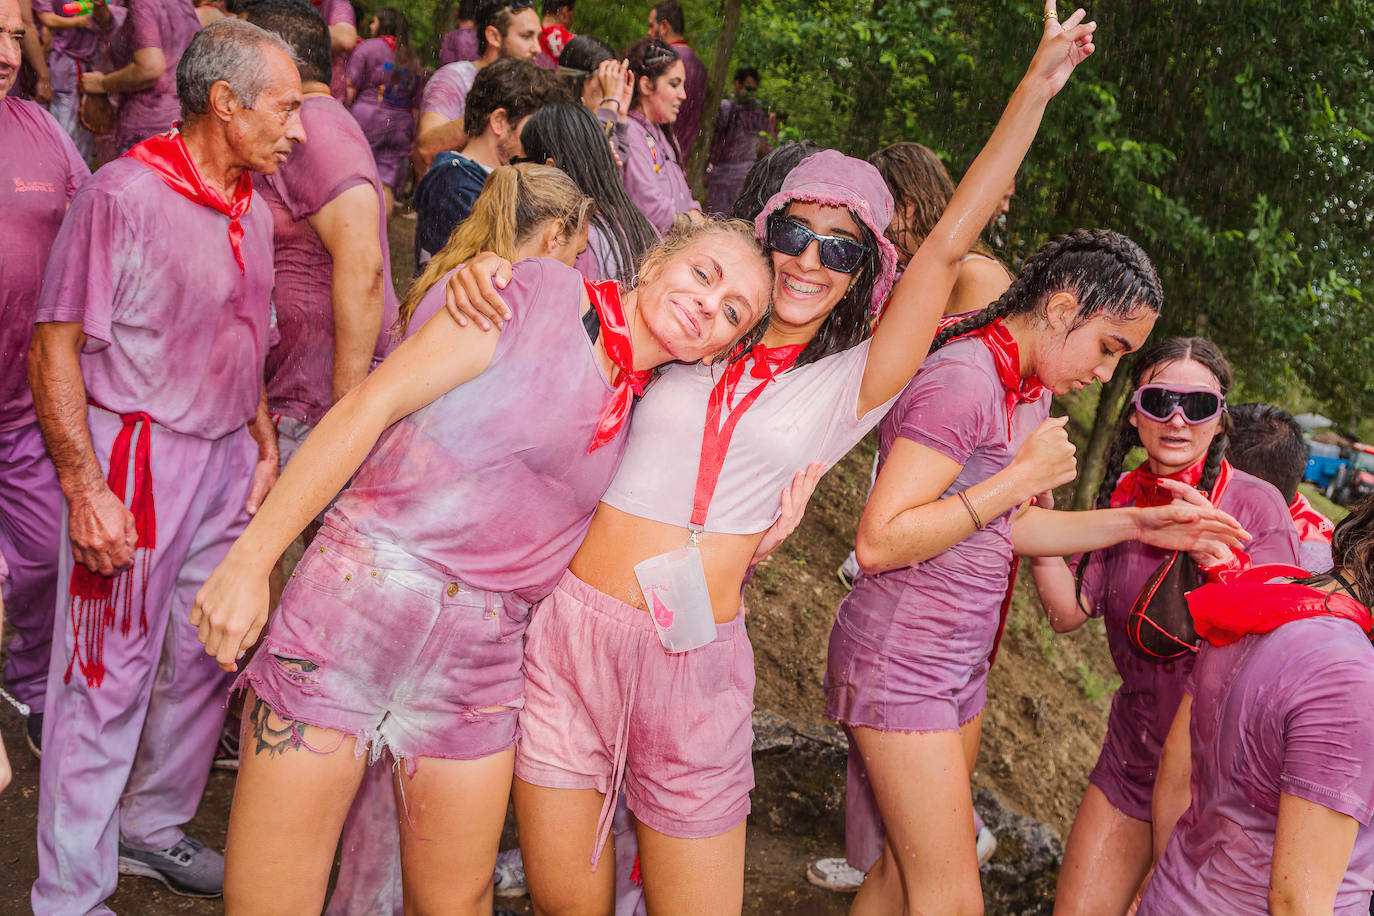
[248,697,311,758]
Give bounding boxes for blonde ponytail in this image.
[399,163,595,332]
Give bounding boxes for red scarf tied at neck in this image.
[379,34,397,52]
[690,340,804,527]
[938,317,1044,440]
[585,279,653,453]
[124,128,254,272]
[1110,455,1235,509]
[1289,492,1335,544]
[1188,563,1373,647]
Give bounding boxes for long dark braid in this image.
[1074,336,1235,604]
[929,228,1164,354]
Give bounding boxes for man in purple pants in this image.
[0,0,89,759]
[28,19,301,912]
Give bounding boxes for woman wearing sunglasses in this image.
[443,9,1108,913]
[1032,337,1299,916]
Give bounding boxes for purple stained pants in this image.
[0,421,63,714]
[32,410,255,915]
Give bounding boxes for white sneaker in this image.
[493,847,527,898]
[806,857,864,892]
[976,826,998,866]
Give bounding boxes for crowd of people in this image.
[3,1,1373,915]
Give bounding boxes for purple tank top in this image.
[325,259,625,604]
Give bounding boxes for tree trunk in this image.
[1072,368,1132,510]
[686,0,743,195]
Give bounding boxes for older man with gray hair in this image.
[28,18,302,913]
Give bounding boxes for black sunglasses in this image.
[766,214,871,274]
[1131,384,1226,425]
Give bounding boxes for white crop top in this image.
[602,339,897,534]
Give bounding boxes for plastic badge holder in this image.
[634,547,718,653]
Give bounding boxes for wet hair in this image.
[650,1,684,36]
[931,229,1162,355]
[475,0,535,55]
[519,103,658,284]
[1074,336,1234,604]
[730,139,824,223]
[244,0,329,86]
[178,19,298,120]
[734,66,759,84]
[1226,403,1307,503]
[463,56,566,138]
[1299,494,1374,608]
[625,37,679,114]
[540,0,573,14]
[557,34,615,102]
[639,218,775,358]
[400,163,592,332]
[458,0,480,21]
[867,141,994,263]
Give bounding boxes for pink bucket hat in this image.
[752,149,898,313]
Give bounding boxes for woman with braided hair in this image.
[1028,337,1298,916]
[827,234,1254,915]
[440,7,1117,912]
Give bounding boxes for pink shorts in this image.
[236,528,528,766]
[516,570,755,866]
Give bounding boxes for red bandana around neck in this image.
[124,128,254,272]
[585,279,653,453]
[1289,492,1335,544]
[691,341,804,527]
[380,34,397,52]
[1187,563,1373,647]
[939,317,1044,440]
[1110,456,1234,509]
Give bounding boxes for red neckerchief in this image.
[1111,456,1220,508]
[124,128,253,272]
[66,404,158,687]
[379,35,397,52]
[585,279,652,453]
[1289,492,1335,544]
[690,341,804,527]
[1187,564,1372,647]
[539,24,573,61]
[940,317,1044,441]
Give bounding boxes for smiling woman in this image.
[617,36,699,235]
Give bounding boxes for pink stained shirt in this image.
[256,96,400,427]
[1077,470,1299,778]
[1138,616,1374,915]
[106,0,200,152]
[0,98,90,431]
[325,259,628,604]
[834,338,1051,658]
[31,0,102,84]
[602,339,896,535]
[420,60,477,124]
[34,157,275,439]
[439,27,479,66]
[315,0,356,103]
[616,112,699,236]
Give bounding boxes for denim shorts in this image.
[237,529,529,765]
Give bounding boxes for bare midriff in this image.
[568,502,766,623]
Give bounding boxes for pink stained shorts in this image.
[236,528,528,766]
[516,569,756,866]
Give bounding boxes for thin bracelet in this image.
[599,97,622,110]
[958,490,984,530]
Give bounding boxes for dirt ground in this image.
[0,217,1121,913]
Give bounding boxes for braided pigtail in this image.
[1198,431,1230,498]
[1073,420,1141,606]
[928,228,1163,355]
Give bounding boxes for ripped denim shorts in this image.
[234,527,529,765]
